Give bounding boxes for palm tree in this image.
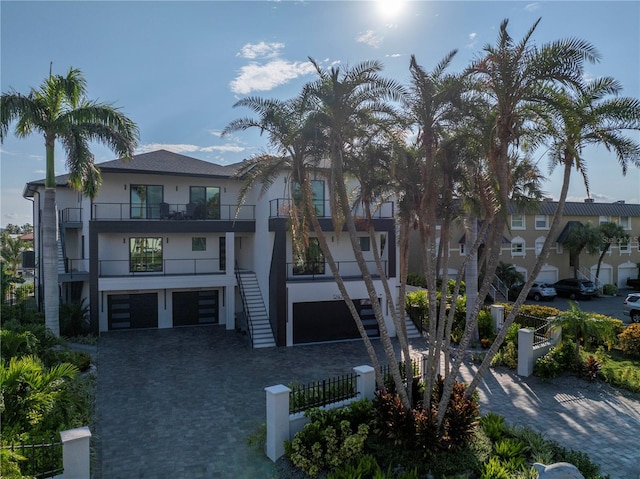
[302,58,414,408]
[1,67,139,335]
[1,233,25,278]
[549,301,618,367]
[596,222,629,283]
[562,222,601,279]
[454,18,599,403]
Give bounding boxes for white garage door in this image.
[536,265,558,284]
[591,264,612,286]
[618,264,639,289]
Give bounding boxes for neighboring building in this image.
[23,150,401,347]
[408,198,640,289]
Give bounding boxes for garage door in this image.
[293,299,379,344]
[618,265,638,289]
[536,266,558,284]
[173,290,218,326]
[108,293,158,330]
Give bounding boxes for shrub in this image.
[286,405,372,477]
[618,323,640,358]
[534,341,574,379]
[479,413,505,442]
[491,341,518,370]
[493,438,526,470]
[480,457,510,479]
[327,454,381,479]
[478,309,495,341]
[406,273,427,288]
[582,355,602,381]
[432,376,480,450]
[60,300,90,337]
[602,284,618,296]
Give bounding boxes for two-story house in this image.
[408,198,640,290]
[23,150,403,347]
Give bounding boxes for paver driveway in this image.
[93,326,640,479]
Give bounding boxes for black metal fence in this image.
[2,440,63,478]
[516,313,552,346]
[379,357,423,386]
[289,373,358,414]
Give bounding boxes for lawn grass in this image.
[582,347,640,394]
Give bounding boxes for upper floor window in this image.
[535,237,545,256]
[619,216,631,230]
[293,180,325,217]
[511,237,525,257]
[619,238,631,254]
[535,215,549,229]
[192,237,206,251]
[190,186,220,219]
[599,216,612,226]
[131,185,163,219]
[511,214,525,230]
[130,237,163,272]
[293,237,325,276]
[359,236,371,252]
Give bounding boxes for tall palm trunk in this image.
[42,187,59,334]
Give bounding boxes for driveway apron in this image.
[93,327,640,479]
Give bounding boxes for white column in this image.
[265,384,291,462]
[59,426,91,479]
[354,365,375,400]
[517,328,535,377]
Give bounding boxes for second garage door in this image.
[173,290,219,326]
[108,293,158,330]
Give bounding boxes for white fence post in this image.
[517,328,535,377]
[354,365,375,400]
[265,384,291,462]
[59,426,91,479]
[491,304,505,331]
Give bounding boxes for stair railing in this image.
[492,275,509,301]
[234,263,255,348]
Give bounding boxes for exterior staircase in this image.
[236,270,276,348]
[57,240,66,275]
[404,316,422,339]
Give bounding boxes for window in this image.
[599,216,612,226]
[219,236,226,271]
[535,237,545,256]
[511,237,525,257]
[189,186,220,219]
[192,237,206,251]
[130,238,162,272]
[359,237,371,252]
[535,215,549,229]
[511,214,525,230]
[292,180,325,216]
[459,243,465,256]
[130,185,163,219]
[620,238,630,254]
[293,237,325,275]
[619,216,631,230]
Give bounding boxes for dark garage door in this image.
[293,299,379,344]
[108,293,158,330]
[173,290,219,326]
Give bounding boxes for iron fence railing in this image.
[287,260,387,280]
[516,313,552,346]
[269,198,395,219]
[98,258,222,277]
[289,373,358,414]
[2,440,63,478]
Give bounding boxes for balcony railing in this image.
[269,199,394,219]
[91,203,255,221]
[98,258,224,277]
[60,207,82,224]
[64,259,89,275]
[286,260,387,280]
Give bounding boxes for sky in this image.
[1,0,639,228]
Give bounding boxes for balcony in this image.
[60,208,83,228]
[91,203,255,221]
[286,260,387,281]
[269,199,394,219]
[98,258,224,277]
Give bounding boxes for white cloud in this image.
[466,32,478,49]
[357,30,383,48]
[386,53,403,58]
[230,59,316,94]
[525,3,541,12]
[136,144,202,154]
[237,41,284,60]
[201,145,246,153]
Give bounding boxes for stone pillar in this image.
[354,365,375,400]
[59,426,91,479]
[491,304,505,331]
[265,384,291,462]
[517,328,535,377]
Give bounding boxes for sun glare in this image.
[377,0,406,18]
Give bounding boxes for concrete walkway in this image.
[93,327,640,479]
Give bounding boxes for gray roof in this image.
[509,200,640,217]
[24,150,244,197]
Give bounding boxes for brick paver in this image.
[93,327,640,478]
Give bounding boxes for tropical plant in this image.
[596,222,629,282]
[1,66,139,335]
[561,222,601,279]
[1,232,25,278]
[548,302,618,366]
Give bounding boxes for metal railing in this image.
[287,260,387,280]
[493,275,510,301]
[234,266,255,348]
[60,207,82,224]
[516,313,552,347]
[1,440,63,478]
[269,198,395,219]
[289,373,358,414]
[99,258,222,277]
[91,202,255,221]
